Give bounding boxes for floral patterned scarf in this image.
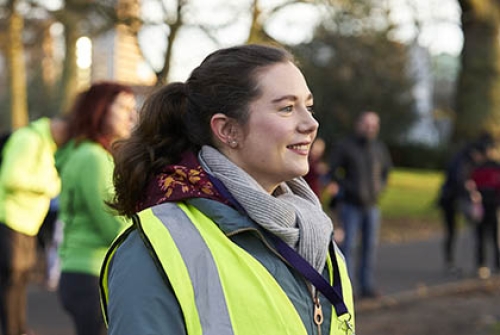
[137,151,231,212]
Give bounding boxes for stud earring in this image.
[228,139,238,148]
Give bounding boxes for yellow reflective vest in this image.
[101,201,355,335]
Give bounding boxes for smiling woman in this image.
[100,44,356,335]
[217,61,318,193]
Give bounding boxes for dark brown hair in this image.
[67,81,133,151]
[111,44,295,216]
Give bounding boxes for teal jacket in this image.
[102,198,355,335]
[0,118,60,236]
[58,140,129,276]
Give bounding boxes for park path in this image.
[27,228,497,334]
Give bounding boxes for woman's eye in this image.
[307,105,315,114]
[280,105,293,113]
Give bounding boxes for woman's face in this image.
[106,92,137,141]
[230,61,318,193]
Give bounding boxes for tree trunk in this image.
[7,7,29,129]
[59,20,80,114]
[41,23,58,108]
[455,0,500,142]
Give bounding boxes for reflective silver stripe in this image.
[152,203,235,335]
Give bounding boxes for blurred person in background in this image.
[438,133,493,275]
[304,137,328,197]
[57,82,137,335]
[0,117,68,335]
[469,137,500,279]
[329,111,392,299]
[36,196,61,290]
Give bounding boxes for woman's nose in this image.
[299,109,319,133]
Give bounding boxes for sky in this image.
[136,0,463,82]
[388,0,462,56]
[137,0,325,81]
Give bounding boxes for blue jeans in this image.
[339,203,380,294]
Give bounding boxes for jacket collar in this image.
[186,198,260,235]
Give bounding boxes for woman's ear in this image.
[210,113,240,149]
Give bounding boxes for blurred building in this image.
[82,0,156,89]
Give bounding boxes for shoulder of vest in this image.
[133,207,185,290]
[100,221,137,325]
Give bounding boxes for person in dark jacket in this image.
[438,133,493,275]
[329,111,392,299]
[469,140,500,279]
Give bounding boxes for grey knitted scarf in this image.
[199,146,333,273]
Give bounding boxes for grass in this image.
[378,168,445,243]
[321,167,447,242]
[380,168,444,220]
[490,323,500,335]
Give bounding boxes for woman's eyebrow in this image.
[271,93,313,104]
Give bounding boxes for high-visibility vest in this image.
[101,202,355,335]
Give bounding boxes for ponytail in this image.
[111,83,194,217]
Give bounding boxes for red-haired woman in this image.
[57,82,137,335]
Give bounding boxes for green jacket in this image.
[58,140,129,276]
[101,199,355,335]
[0,118,60,236]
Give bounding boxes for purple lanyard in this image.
[267,233,348,316]
[207,175,349,317]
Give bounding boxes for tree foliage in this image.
[0,0,130,126]
[138,0,326,83]
[292,27,416,147]
[51,0,131,111]
[0,0,429,152]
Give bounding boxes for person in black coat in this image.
[329,111,392,298]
